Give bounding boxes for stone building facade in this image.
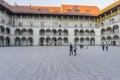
[0,0,120,46]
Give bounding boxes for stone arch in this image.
[0,36,4,46]
[85,30,89,36]
[101,37,106,45]
[113,25,119,33]
[46,37,51,45]
[63,29,68,36]
[52,29,57,35]
[106,27,112,34]
[0,25,5,33]
[63,37,69,45]
[46,29,51,36]
[113,35,119,45]
[52,37,57,46]
[107,36,112,45]
[5,36,10,46]
[39,29,45,36]
[21,29,27,35]
[74,37,79,44]
[6,27,10,34]
[15,29,21,35]
[28,37,33,46]
[58,29,62,36]
[21,37,27,46]
[58,37,62,46]
[39,37,45,45]
[15,37,20,46]
[80,37,84,44]
[80,30,84,35]
[101,28,105,35]
[90,38,95,45]
[90,30,95,36]
[85,37,90,45]
[74,29,79,36]
[28,28,33,35]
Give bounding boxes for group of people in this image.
[102,43,109,51]
[69,42,109,56]
[69,43,77,56]
[69,43,85,56]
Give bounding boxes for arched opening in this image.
[6,27,10,34]
[107,36,112,45]
[52,29,57,36]
[21,29,27,35]
[58,37,62,46]
[58,29,62,36]
[101,37,106,45]
[28,29,33,35]
[15,29,21,35]
[85,30,89,36]
[39,37,45,46]
[106,27,112,34]
[28,37,33,46]
[46,29,51,36]
[90,38,95,45]
[113,35,119,46]
[85,37,90,45]
[63,37,69,45]
[0,36,4,46]
[113,25,119,33]
[52,37,57,46]
[21,37,27,46]
[90,30,95,36]
[74,37,79,44]
[39,29,45,36]
[74,29,79,36]
[80,30,84,35]
[80,37,84,45]
[46,37,51,45]
[6,37,10,46]
[0,25,5,34]
[63,29,68,36]
[15,37,20,46]
[101,28,105,35]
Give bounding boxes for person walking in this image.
[69,43,73,55]
[102,43,105,51]
[106,43,108,51]
[74,44,77,56]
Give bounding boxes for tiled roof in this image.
[0,0,120,16]
[0,0,12,11]
[61,4,99,16]
[0,0,99,16]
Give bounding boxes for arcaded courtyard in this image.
[0,46,120,80]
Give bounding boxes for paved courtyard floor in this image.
[0,46,120,80]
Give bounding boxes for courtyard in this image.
[0,46,120,80]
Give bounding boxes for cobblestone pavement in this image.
[0,46,120,80]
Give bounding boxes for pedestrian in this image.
[69,43,73,55]
[74,44,77,56]
[80,44,83,49]
[106,43,108,51]
[102,44,105,51]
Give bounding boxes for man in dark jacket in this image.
[69,43,73,55]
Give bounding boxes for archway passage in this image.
[28,37,33,46]
[0,36,4,46]
[6,37,10,46]
[15,37,20,46]
[113,41,116,46]
[90,38,95,45]
[113,35,119,46]
[39,37,45,46]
